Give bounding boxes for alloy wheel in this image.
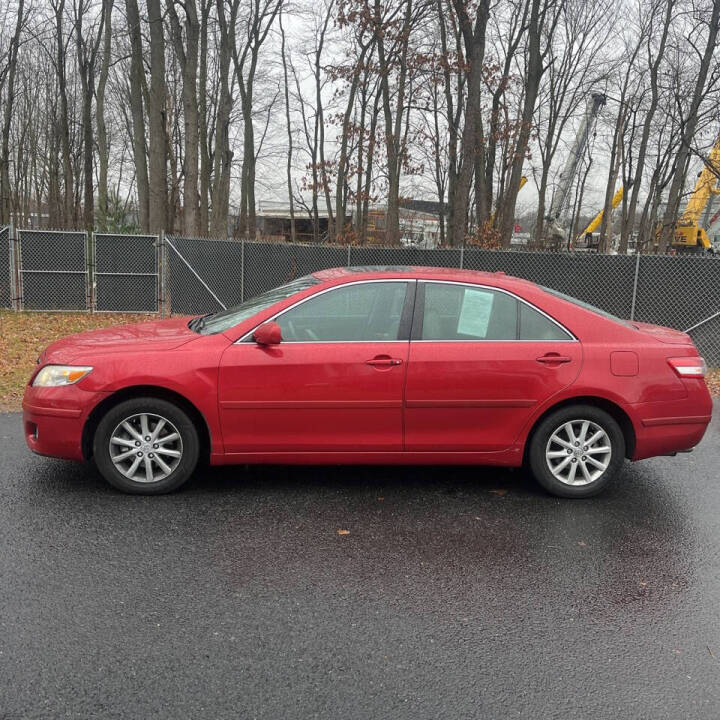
[545,419,612,486]
[108,412,183,483]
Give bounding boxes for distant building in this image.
[256,199,444,247]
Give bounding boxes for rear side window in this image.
[419,282,573,341]
[420,283,517,340]
[519,303,572,341]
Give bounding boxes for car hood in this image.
[41,316,198,363]
[632,320,693,345]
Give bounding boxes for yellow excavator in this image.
[670,134,720,252]
[574,183,629,250]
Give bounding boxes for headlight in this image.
[32,365,93,387]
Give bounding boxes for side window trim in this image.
[411,280,576,343]
[238,279,413,344]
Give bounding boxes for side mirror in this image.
[253,321,282,345]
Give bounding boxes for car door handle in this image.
[365,356,403,367]
[536,354,572,364]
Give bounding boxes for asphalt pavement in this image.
[1,405,719,719]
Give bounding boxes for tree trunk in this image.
[147,0,168,234]
[623,0,673,251]
[449,0,490,247]
[335,41,371,241]
[53,0,74,226]
[0,0,24,225]
[125,0,150,230]
[168,0,200,235]
[279,9,296,243]
[198,0,211,234]
[210,0,236,237]
[499,0,544,247]
[96,0,113,231]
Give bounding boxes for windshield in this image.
[541,286,635,328]
[193,275,320,335]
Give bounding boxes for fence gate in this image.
[17,229,89,311]
[0,226,9,308]
[94,233,159,312]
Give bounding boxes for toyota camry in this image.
[23,267,713,497]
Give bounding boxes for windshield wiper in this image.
[189,312,215,332]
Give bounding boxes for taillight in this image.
[667,356,707,378]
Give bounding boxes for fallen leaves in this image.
[0,311,153,410]
[707,368,720,397]
[337,529,350,535]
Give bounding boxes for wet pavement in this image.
[1,405,719,719]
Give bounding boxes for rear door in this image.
[218,280,413,453]
[404,281,582,452]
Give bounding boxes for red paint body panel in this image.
[218,342,408,451]
[21,267,713,474]
[404,341,582,451]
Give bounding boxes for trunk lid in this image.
[632,320,694,346]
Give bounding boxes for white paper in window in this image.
[457,289,494,337]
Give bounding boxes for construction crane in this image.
[671,134,720,253]
[545,93,607,243]
[574,182,632,251]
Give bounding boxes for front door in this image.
[404,281,582,452]
[218,280,412,453]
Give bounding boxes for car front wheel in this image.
[528,405,625,498]
[93,397,199,494]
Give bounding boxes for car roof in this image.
[312,265,534,289]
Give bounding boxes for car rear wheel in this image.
[93,397,199,494]
[528,405,625,498]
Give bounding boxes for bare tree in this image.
[0,0,25,224]
[168,0,201,235]
[125,0,150,230]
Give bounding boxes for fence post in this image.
[630,252,640,321]
[347,243,352,267]
[8,219,15,311]
[10,219,21,311]
[240,235,245,303]
[159,230,166,317]
[88,231,95,312]
[459,244,465,270]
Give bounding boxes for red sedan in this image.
[23,267,712,497]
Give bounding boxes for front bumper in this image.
[22,384,108,461]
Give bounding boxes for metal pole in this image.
[629,252,640,321]
[347,243,351,267]
[88,231,95,312]
[159,230,166,317]
[240,235,245,303]
[459,244,465,270]
[8,219,16,311]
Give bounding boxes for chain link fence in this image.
[2,228,719,365]
[0,226,9,308]
[16,229,89,311]
[94,233,159,312]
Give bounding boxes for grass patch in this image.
[1,311,718,412]
[1,311,155,411]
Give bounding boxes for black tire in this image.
[528,404,625,498]
[93,397,200,494]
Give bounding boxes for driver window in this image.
[276,282,408,342]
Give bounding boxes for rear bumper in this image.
[22,385,108,461]
[631,391,713,460]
